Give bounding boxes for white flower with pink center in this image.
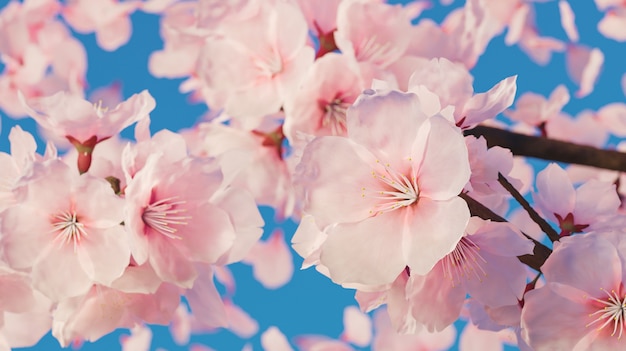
[294,89,471,287]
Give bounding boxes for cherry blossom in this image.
[521,231,626,350]
[533,163,620,237]
[0,159,130,302]
[196,1,314,118]
[124,136,262,287]
[62,0,140,51]
[407,57,517,129]
[242,229,294,289]
[295,88,470,286]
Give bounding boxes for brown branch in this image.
[497,173,561,243]
[465,126,626,172]
[459,193,551,272]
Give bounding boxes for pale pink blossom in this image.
[503,85,569,127]
[565,44,604,98]
[283,53,366,141]
[598,8,626,41]
[459,323,515,351]
[0,0,86,117]
[124,148,248,287]
[62,0,140,51]
[120,324,152,351]
[196,1,314,117]
[182,120,295,219]
[261,326,293,351]
[544,110,608,147]
[295,88,470,286]
[558,1,579,42]
[52,283,179,346]
[148,2,205,79]
[597,102,626,137]
[521,231,626,350]
[334,0,413,69]
[533,163,620,236]
[21,90,155,146]
[407,58,517,128]
[243,229,294,289]
[371,308,456,351]
[0,160,130,301]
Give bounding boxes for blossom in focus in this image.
[0,159,130,302]
[521,230,626,350]
[294,88,471,286]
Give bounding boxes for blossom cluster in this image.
[1,0,626,351]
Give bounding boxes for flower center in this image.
[142,196,190,240]
[322,98,350,135]
[364,160,418,215]
[586,288,626,338]
[441,236,487,287]
[51,211,88,251]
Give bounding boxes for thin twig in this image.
[497,173,560,243]
[459,193,551,272]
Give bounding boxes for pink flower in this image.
[21,90,155,145]
[533,163,620,237]
[294,88,471,286]
[504,85,570,127]
[407,58,517,129]
[124,131,263,288]
[52,283,179,346]
[21,90,155,172]
[243,229,294,289]
[283,53,366,141]
[521,231,626,350]
[0,160,130,302]
[62,0,140,51]
[196,1,314,117]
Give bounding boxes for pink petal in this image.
[459,323,504,351]
[320,212,406,286]
[77,226,130,286]
[533,163,576,223]
[346,89,427,170]
[566,45,604,98]
[148,235,197,288]
[415,116,470,201]
[121,325,152,351]
[598,9,626,42]
[244,229,294,289]
[405,197,469,275]
[543,233,621,293]
[558,1,579,42]
[573,179,620,225]
[186,265,228,329]
[261,326,293,351]
[341,306,372,347]
[32,246,93,301]
[462,75,517,128]
[597,103,626,136]
[296,136,380,228]
[170,304,191,346]
[225,301,258,339]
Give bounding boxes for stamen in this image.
[362,160,419,215]
[441,236,487,287]
[142,196,191,240]
[322,99,350,135]
[585,288,626,339]
[51,210,88,252]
